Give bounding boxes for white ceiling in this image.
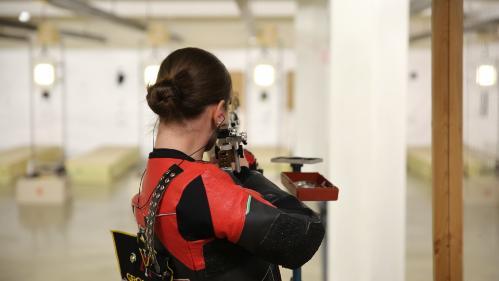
[1,0,499,48]
[0,0,295,48]
[0,0,297,19]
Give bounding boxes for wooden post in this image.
[431,0,463,281]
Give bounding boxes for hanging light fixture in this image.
[142,21,169,86]
[476,64,497,87]
[253,63,275,87]
[143,64,160,86]
[252,24,278,88]
[34,62,56,86]
[33,22,60,88]
[18,11,31,23]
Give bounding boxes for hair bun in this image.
[146,80,180,118]
[145,47,232,123]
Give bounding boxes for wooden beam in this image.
[431,0,463,281]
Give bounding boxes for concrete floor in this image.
[406,175,499,281]
[0,171,497,281]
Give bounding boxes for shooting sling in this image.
[112,164,183,281]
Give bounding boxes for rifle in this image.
[214,110,247,173]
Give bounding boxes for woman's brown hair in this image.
[146,47,232,123]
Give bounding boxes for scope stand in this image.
[271,157,328,281]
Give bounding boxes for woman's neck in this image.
[153,120,210,161]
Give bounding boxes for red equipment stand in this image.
[271,157,339,281]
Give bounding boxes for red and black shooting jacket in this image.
[132,148,324,281]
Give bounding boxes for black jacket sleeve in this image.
[235,167,318,216]
[232,167,325,269]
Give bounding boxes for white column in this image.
[327,1,408,281]
[294,0,329,173]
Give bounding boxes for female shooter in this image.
[132,47,324,281]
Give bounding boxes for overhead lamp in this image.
[144,64,160,86]
[253,63,275,87]
[476,64,497,87]
[34,63,55,87]
[18,11,30,23]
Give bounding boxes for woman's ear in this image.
[214,100,226,125]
